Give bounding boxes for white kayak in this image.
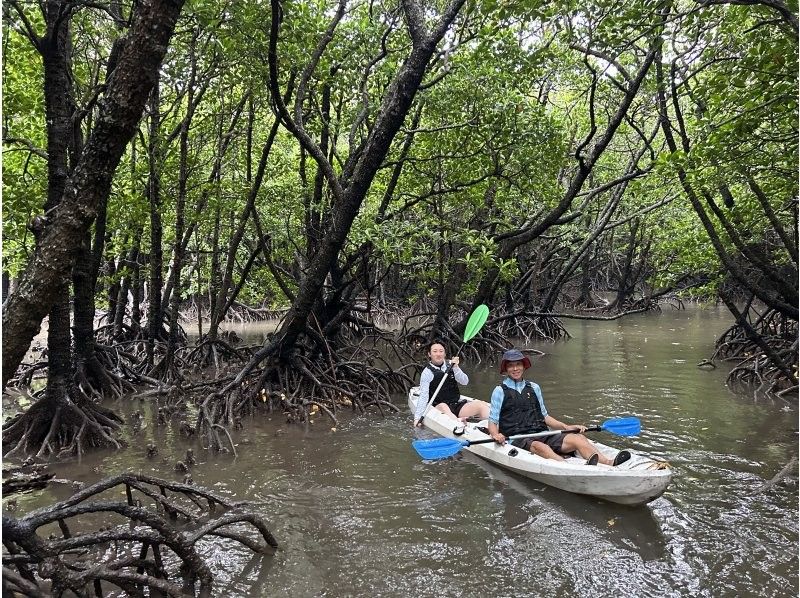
[409,386,672,506]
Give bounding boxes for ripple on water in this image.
[6,308,796,597]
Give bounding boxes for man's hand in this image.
[450,356,460,367]
[492,432,506,445]
[487,422,504,444]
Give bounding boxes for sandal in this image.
[613,450,631,466]
[586,453,599,466]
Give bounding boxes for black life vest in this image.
[498,381,547,437]
[427,364,462,410]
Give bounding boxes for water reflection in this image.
[4,306,797,597]
[459,450,668,562]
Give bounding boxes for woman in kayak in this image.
[413,341,490,427]
[487,348,630,466]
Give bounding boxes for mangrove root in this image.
[1,472,278,597]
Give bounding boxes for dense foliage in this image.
[2,0,797,410]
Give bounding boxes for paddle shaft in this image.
[465,426,601,446]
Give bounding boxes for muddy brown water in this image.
[3,306,798,597]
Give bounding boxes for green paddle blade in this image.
[463,304,489,343]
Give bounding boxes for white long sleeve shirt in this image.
[413,361,468,422]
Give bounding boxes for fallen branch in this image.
[757,453,798,493]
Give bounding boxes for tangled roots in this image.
[2,389,124,459]
[2,473,277,597]
[197,345,409,452]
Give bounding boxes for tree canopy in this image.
[2,0,797,455]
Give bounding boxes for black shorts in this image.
[436,399,468,417]
[512,432,572,456]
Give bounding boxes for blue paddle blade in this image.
[600,417,641,436]
[412,437,467,460]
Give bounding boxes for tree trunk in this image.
[2,1,122,453]
[38,0,79,412]
[162,94,249,311]
[106,252,119,323]
[576,252,594,307]
[609,220,641,310]
[130,238,143,336]
[269,0,468,356]
[161,34,199,376]
[2,0,186,390]
[146,82,164,368]
[113,245,135,339]
[208,206,222,339]
[2,272,10,305]
[72,233,98,370]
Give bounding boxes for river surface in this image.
[5,306,798,597]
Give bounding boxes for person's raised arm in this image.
[450,356,468,385]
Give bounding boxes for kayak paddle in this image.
[414,304,489,426]
[412,416,642,460]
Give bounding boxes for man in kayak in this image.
[487,348,630,466]
[414,341,490,427]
